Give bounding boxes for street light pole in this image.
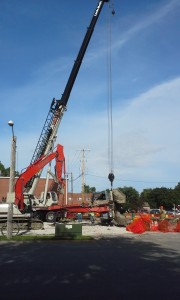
[7,120,16,239]
[9,121,16,194]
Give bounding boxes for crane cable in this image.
[107,1,115,190]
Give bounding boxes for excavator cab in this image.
[35,191,59,207]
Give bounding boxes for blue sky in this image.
[0,0,180,194]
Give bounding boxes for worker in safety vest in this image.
[159,206,166,219]
[90,212,95,224]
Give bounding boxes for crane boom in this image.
[61,0,109,106]
[26,1,109,194]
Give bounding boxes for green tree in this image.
[140,186,180,209]
[84,184,96,193]
[118,186,140,211]
[0,162,10,176]
[168,188,180,207]
[140,188,154,207]
[0,161,19,177]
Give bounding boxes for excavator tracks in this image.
[0,218,44,236]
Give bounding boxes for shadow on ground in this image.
[0,233,179,300]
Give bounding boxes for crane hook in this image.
[112,8,115,15]
[108,172,115,189]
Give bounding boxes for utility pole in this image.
[68,172,73,195]
[80,149,90,204]
[70,172,73,195]
[65,173,68,205]
[65,172,73,204]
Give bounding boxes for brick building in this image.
[0,177,92,206]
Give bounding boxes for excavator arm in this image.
[15,144,65,210]
[55,144,66,187]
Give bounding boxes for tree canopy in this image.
[118,186,142,211]
[119,184,180,210]
[84,184,96,193]
[140,186,180,209]
[0,162,10,176]
[0,161,19,177]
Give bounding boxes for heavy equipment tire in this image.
[46,211,56,223]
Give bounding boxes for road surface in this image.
[0,231,179,300]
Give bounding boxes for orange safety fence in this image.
[175,219,180,232]
[158,219,180,233]
[126,215,180,234]
[158,219,174,232]
[126,215,151,234]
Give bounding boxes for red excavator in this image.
[15,144,65,211]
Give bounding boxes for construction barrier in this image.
[126,215,151,234]
[126,215,180,234]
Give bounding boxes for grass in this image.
[0,234,93,242]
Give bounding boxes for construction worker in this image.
[90,212,95,224]
[159,205,166,219]
[77,212,82,222]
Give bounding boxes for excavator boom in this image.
[15,144,65,210]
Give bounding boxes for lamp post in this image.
[7,120,17,239]
[8,120,16,194]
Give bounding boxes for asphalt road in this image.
[0,232,180,300]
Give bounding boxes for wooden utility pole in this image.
[70,172,73,195]
[64,172,74,204]
[80,149,90,204]
[9,135,16,193]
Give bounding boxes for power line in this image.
[106,2,115,190]
[87,173,178,185]
[68,150,80,166]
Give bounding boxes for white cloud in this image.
[57,76,180,191]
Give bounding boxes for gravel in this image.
[27,221,132,239]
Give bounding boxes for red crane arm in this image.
[15,144,65,210]
[55,144,66,186]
